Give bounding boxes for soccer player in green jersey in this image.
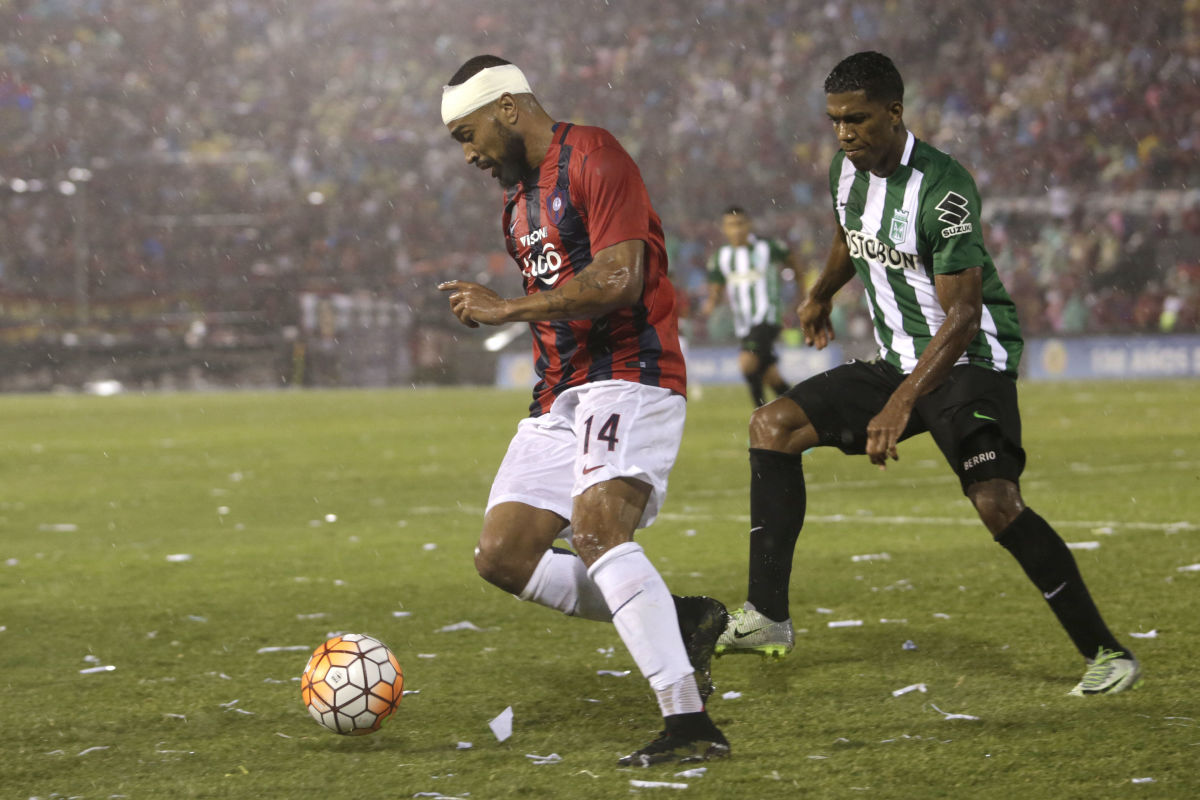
[716,51,1141,696]
[702,206,795,406]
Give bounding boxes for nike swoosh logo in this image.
[734,626,769,639]
[582,464,604,475]
[973,411,998,422]
[1043,581,1068,600]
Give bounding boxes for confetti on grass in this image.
[892,683,927,697]
[256,645,310,654]
[489,706,513,742]
[929,703,980,721]
[630,779,688,789]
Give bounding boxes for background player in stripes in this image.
[437,55,729,765]
[716,51,1141,697]
[701,206,795,407]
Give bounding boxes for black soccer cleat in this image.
[673,595,730,703]
[618,711,731,767]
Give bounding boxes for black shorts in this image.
[739,323,782,368]
[786,359,1026,494]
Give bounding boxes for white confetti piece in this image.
[930,703,980,721]
[828,619,863,628]
[164,713,187,721]
[456,741,472,750]
[403,689,421,696]
[295,613,326,620]
[423,543,438,551]
[597,669,631,677]
[4,558,18,566]
[525,752,562,765]
[851,552,891,562]
[77,746,110,756]
[489,706,513,742]
[186,615,208,623]
[217,506,230,516]
[1066,541,1100,551]
[1129,630,1158,639]
[219,699,240,708]
[393,611,413,618]
[324,513,338,523]
[79,665,116,675]
[256,645,309,654]
[436,621,485,633]
[165,553,192,563]
[417,653,437,659]
[816,607,834,614]
[1092,526,1115,535]
[1131,777,1155,784]
[675,767,707,778]
[630,780,688,789]
[892,683,927,697]
[1176,563,1200,572]
[83,654,101,663]
[903,639,918,650]
[932,613,951,620]
[880,618,908,624]
[721,690,742,700]
[39,523,78,532]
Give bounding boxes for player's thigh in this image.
[476,501,569,589]
[570,381,685,530]
[916,365,1026,495]
[782,358,914,454]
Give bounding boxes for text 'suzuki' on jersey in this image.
[500,122,686,417]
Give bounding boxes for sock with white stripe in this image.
[996,508,1127,659]
[588,542,703,716]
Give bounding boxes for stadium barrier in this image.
[495,336,1200,388]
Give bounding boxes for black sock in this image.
[747,448,806,622]
[996,507,1128,659]
[747,373,766,407]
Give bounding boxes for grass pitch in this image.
[0,380,1197,799]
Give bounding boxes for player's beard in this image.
[494,124,532,189]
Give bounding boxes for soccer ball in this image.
[300,633,404,735]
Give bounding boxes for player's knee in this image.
[749,399,803,450]
[967,479,1024,536]
[473,539,525,594]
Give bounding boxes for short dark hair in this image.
[723,205,748,217]
[448,54,513,87]
[824,51,904,104]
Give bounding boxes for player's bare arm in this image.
[798,225,855,349]
[700,282,723,316]
[865,266,983,467]
[439,239,645,326]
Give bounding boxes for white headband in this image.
[441,64,533,126]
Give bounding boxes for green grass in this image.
[0,381,1197,799]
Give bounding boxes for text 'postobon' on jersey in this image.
[502,122,686,416]
[830,131,1023,376]
[706,235,789,338]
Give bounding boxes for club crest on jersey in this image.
[888,209,910,244]
[547,187,568,225]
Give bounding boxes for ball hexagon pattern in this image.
[300,634,404,735]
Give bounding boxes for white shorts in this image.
[486,380,686,531]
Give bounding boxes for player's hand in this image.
[865,395,913,469]
[797,298,834,349]
[438,280,510,328]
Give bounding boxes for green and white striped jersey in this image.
[830,131,1023,376]
[706,235,789,338]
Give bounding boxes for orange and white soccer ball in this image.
[300,633,404,735]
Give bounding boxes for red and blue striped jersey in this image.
[501,123,686,417]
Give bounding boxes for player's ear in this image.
[888,100,904,126]
[496,93,520,125]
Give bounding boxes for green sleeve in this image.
[705,251,725,285]
[768,238,791,265]
[921,162,990,275]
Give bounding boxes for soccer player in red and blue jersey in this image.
[438,55,729,766]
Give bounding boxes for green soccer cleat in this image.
[1068,647,1143,696]
[714,603,794,658]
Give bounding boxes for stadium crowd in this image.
[1,0,1196,365]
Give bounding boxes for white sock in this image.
[518,549,612,622]
[588,542,703,716]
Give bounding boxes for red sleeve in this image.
[574,144,651,254]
